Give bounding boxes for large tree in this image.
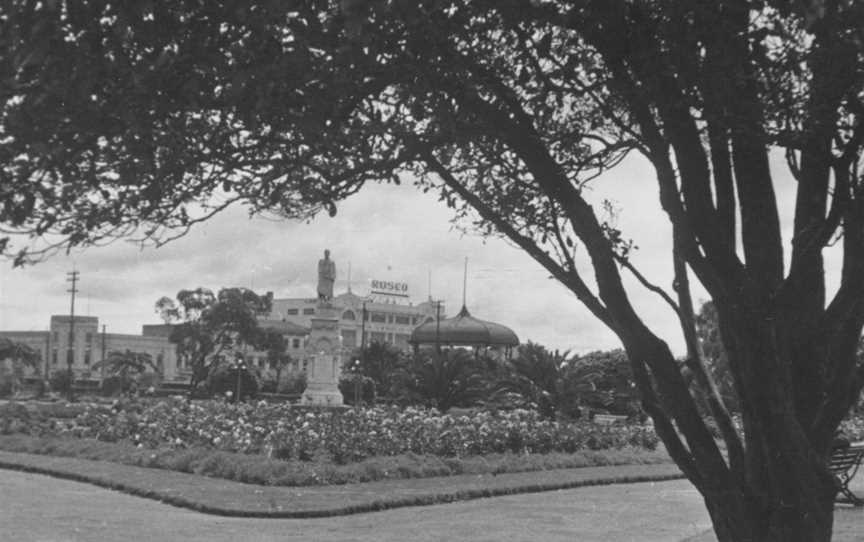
[3,1,864,540]
[156,287,272,391]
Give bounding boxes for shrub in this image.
[208,367,258,402]
[100,376,128,397]
[136,372,162,392]
[259,378,278,394]
[277,372,307,395]
[338,374,376,405]
[49,370,72,394]
[0,373,14,398]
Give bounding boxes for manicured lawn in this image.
[0,467,711,542]
[0,449,683,517]
[0,433,672,486]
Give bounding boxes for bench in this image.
[830,442,864,506]
[593,414,629,425]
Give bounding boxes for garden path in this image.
[3,468,863,541]
[2,469,711,541]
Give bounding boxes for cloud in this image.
[0,152,812,356]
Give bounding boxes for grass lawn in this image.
[0,433,672,486]
[1,468,714,542]
[0,449,683,517]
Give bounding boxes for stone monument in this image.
[301,249,344,406]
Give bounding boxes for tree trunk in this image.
[698,312,840,542]
[619,304,844,542]
[701,471,835,542]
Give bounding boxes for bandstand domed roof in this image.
[409,305,519,347]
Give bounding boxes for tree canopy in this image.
[3,1,864,540]
[155,286,272,389]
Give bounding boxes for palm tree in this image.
[352,341,408,400]
[492,342,576,418]
[0,338,42,395]
[565,349,642,418]
[94,350,158,392]
[401,349,487,412]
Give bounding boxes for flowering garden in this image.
[2,398,659,464]
[3,398,864,488]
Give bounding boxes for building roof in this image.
[409,305,519,348]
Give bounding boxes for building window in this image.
[387,314,393,324]
[342,310,356,320]
[52,349,58,365]
[370,332,386,343]
[292,338,301,349]
[341,330,357,348]
[395,315,410,325]
[52,331,59,343]
[302,308,315,315]
[286,309,299,315]
[370,312,386,323]
[83,333,92,366]
[395,334,410,348]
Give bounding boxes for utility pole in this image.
[66,270,79,402]
[360,300,367,351]
[435,301,442,355]
[100,324,107,381]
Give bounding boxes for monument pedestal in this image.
[301,303,344,407]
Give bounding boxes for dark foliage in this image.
[208,366,258,402]
[4,2,864,539]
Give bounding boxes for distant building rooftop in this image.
[410,305,519,348]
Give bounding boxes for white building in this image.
[0,315,181,381]
[269,287,444,353]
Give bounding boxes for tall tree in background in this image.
[2,2,864,540]
[156,287,272,391]
[352,340,407,399]
[256,327,293,388]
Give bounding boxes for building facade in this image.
[269,290,444,354]
[0,315,181,381]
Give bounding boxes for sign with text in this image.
[371,279,409,297]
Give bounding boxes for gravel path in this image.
[2,469,712,542]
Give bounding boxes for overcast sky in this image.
[0,151,835,356]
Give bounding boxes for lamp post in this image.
[234,354,246,403]
[353,358,361,407]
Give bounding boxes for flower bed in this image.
[2,398,659,464]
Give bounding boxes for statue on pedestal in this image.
[317,249,336,302]
[303,248,344,406]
